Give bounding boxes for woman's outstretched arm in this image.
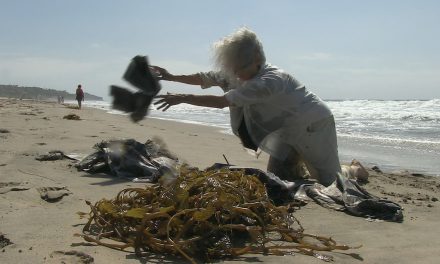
[154,93,230,111]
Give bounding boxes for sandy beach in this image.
[1,98,439,264]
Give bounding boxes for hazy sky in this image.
[1,0,439,100]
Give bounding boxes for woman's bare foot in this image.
[349,159,369,182]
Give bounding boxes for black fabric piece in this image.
[336,174,403,221]
[296,173,403,222]
[237,119,258,151]
[109,86,138,113]
[123,55,160,95]
[109,55,161,122]
[110,86,154,122]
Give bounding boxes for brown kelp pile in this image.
[76,167,359,262]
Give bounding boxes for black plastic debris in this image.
[110,56,161,122]
[75,139,178,182]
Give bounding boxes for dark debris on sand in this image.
[0,233,13,249]
[63,114,80,120]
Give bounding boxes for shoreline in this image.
[1,98,440,263]
[2,97,439,175]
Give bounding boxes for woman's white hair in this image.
[212,27,266,76]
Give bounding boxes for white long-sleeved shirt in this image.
[199,63,333,160]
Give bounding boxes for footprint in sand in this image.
[0,182,30,194]
[36,186,72,202]
[19,112,36,116]
[48,250,94,264]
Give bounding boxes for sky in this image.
[1,0,439,100]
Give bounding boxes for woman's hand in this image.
[154,93,187,111]
[150,66,173,81]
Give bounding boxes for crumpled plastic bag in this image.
[75,139,178,182]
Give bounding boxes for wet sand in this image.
[0,98,439,263]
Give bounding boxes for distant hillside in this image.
[0,85,103,101]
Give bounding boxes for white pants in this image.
[267,116,341,187]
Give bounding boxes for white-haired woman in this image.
[153,27,342,186]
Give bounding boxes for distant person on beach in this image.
[152,27,364,186]
[75,84,84,109]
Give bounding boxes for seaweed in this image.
[77,166,359,262]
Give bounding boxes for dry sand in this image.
[0,98,439,264]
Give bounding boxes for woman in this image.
[153,27,342,186]
[76,84,84,109]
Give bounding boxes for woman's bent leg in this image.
[267,147,304,181]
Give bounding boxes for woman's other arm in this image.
[150,66,202,86]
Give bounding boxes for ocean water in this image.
[76,99,440,176]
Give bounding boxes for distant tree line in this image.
[0,85,103,101]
